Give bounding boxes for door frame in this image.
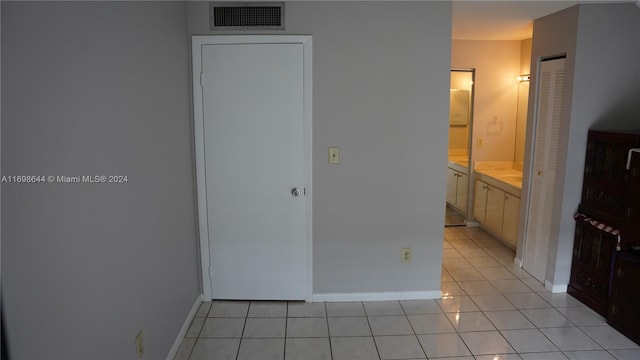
[520,55,566,285]
[191,35,313,301]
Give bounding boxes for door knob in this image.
[538,170,544,176]
[291,188,301,197]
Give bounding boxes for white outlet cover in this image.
[328,147,340,164]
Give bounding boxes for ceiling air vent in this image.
[210,2,285,30]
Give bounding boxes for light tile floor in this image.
[445,206,466,226]
[174,227,640,360]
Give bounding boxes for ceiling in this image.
[452,0,632,40]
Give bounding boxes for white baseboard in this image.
[514,257,523,267]
[545,281,568,294]
[312,290,441,302]
[166,294,203,360]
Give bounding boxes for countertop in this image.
[475,169,522,196]
[473,162,522,196]
[447,156,469,174]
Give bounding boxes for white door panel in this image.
[523,58,565,282]
[193,37,312,300]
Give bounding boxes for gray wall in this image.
[1,2,200,359]
[517,3,640,288]
[2,1,452,358]
[516,4,580,282]
[189,1,452,295]
[549,3,640,288]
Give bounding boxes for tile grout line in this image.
[363,301,383,360]
[283,301,288,360]
[323,302,334,360]
[182,230,637,360]
[445,232,624,357]
[185,302,210,360]
[401,299,429,359]
[234,302,249,360]
[446,231,549,357]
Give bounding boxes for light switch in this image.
[329,147,340,164]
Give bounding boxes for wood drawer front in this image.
[621,224,640,249]
[582,130,640,220]
[570,266,609,301]
[584,131,639,185]
[573,221,617,276]
[583,180,626,218]
[608,252,640,345]
[569,265,609,316]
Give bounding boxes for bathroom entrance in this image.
[445,69,475,226]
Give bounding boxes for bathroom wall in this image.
[520,38,533,75]
[452,40,522,163]
[514,38,533,168]
[449,71,473,155]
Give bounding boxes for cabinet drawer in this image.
[582,130,640,224]
[568,265,609,316]
[572,221,617,276]
[569,220,617,316]
[608,251,640,345]
[570,265,609,301]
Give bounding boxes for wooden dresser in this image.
[569,129,640,343]
[608,250,640,345]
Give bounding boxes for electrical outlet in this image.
[328,147,340,164]
[135,331,144,360]
[401,248,412,263]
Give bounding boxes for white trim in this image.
[165,294,203,360]
[192,35,313,301]
[302,37,314,302]
[514,257,523,268]
[519,57,543,277]
[465,220,480,227]
[545,280,568,294]
[312,290,441,302]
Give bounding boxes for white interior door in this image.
[523,57,566,282]
[193,36,312,300]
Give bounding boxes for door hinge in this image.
[626,208,632,218]
[200,72,205,87]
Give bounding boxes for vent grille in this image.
[210,2,284,30]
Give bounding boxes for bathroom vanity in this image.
[446,157,469,217]
[472,162,523,249]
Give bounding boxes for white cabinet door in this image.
[502,193,520,247]
[456,172,469,211]
[473,180,488,223]
[486,186,505,235]
[446,168,458,205]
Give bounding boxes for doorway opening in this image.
[445,69,475,227]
